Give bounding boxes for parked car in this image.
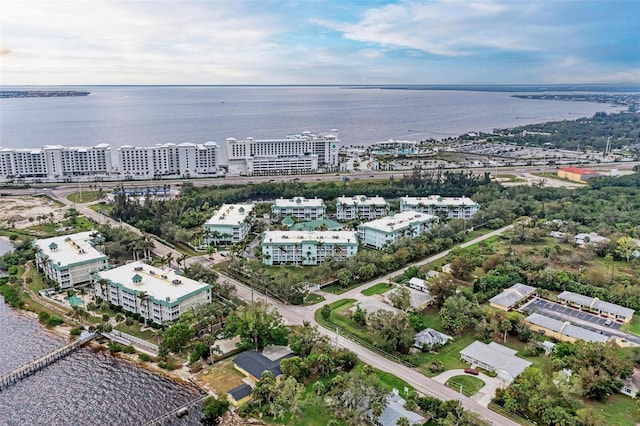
[464,368,479,375]
[604,320,613,326]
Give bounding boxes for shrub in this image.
[321,304,331,320]
[108,342,123,353]
[158,361,176,371]
[45,315,64,327]
[123,345,135,354]
[138,353,153,362]
[429,360,444,373]
[38,311,51,323]
[102,314,110,322]
[70,326,82,336]
[125,317,134,326]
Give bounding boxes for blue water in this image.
[0,86,626,163]
[66,294,84,307]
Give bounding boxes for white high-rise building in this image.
[0,145,112,180]
[357,211,437,250]
[117,142,219,179]
[336,195,389,221]
[271,197,326,221]
[261,231,358,266]
[226,130,340,176]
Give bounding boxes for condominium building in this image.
[0,144,112,180]
[117,142,220,179]
[400,195,479,219]
[35,231,109,289]
[357,211,436,250]
[261,231,358,266]
[336,195,389,221]
[93,261,212,324]
[271,197,326,221]
[203,204,254,245]
[226,130,340,176]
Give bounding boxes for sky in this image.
[1,0,639,85]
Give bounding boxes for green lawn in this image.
[501,338,551,374]
[411,334,475,376]
[361,282,393,296]
[114,323,160,343]
[445,375,485,396]
[622,316,640,336]
[585,394,640,425]
[304,293,325,305]
[67,191,103,203]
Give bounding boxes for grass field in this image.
[67,191,103,203]
[585,393,640,425]
[622,316,640,336]
[196,359,247,396]
[361,282,393,296]
[114,323,160,343]
[445,375,485,396]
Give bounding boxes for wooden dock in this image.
[142,395,207,426]
[0,332,96,391]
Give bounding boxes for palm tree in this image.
[137,290,151,327]
[163,252,174,269]
[69,305,88,326]
[177,253,189,270]
[97,278,109,300]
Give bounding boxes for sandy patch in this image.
[0,196,66,228]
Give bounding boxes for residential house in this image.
[368,390,425,426]
[413,328,452,349]
[489,283,537,311]
[460,341,532,382]
[573,232,609,247]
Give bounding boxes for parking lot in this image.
[520,297,622,330]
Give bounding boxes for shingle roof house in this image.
[489,283,536,311]
[368,390,425,426]
[460,341,531,382]
[413,328,452,349]
[232,350,293,381]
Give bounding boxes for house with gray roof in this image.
[413,328,452,349]
[232,350,293,382]
[385,286,434,310]
[558,291,635,323]
[525,313,609,343]
[408,277,427,292]
[574,232,609,247]
[367,390,424,426]
[460,341,531,382]
[489,283,537,311]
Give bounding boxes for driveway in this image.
[432,369,509,407]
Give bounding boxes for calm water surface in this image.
[0,298,201,426]
[0,86,625,162]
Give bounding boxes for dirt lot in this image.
[194,359,247,396]
[0,196,66,228]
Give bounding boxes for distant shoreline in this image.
[0,90,90,99]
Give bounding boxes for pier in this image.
[0,332,96,391]
[142,395,208,426]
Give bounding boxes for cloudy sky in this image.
[1,0,639,85]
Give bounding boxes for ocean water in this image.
[0,298,201,426]
[0,86,626,163]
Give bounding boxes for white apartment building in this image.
[261,231,358,266]
[271,197,326,221]
[118,142,220,179]
[0,145,112,180]
[203,204,254,245]
[336,195,389,221]
[226,130,340,176]
[93,261,212,324]
[358,211,437,250]
[35,231,109,289]
[400,196,479,219]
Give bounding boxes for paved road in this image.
[46,185,516,424]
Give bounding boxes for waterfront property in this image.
[261,230,358,266]
[524,313,609,344]
[0,144,112,181]
[557,167,600,182]
[232,347,293,383]
[93,261,212,324]
[460,341,532,382]
[557,291,634,323]
[225,130,340,176]
[118,141,220,179]
[357,211,436,250]
[489,283,537,311]
[335,195,389,221]
[35,231,108,289]
[271,197,326,222]
[203,204,254,245]
[399,195,479,220]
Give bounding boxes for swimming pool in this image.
[66,295,84,307]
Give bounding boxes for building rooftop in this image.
[413,328,452,348]
[204,204,254,226]
[460,341,532,381]
[489,283,537,309]
[336,195,388,206]
[400,195,478,207]
[273,197,325,208]
[95,261,211,304]
[228,383,252,402]
[358,211,436,233]
[233,350,293,380]
[262,230,357,245]
[559,167,599,175]
[375,393,425,426]
[525,313,609,343]
[35,231,106,266]
[558,291,635,318]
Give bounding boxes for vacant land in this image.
[195,359,247,396]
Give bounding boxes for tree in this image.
[201,396,229,425]
[428,274,457,307]
[289,321,328,357]
[252,370,277,408]
[367,310,414,353]
[329,369,387,426]
[451,255,475,281]
[137,290,151,326]
[160,322,194,353]
[439,294,479,335]
[321,304,331,320]
[396,417,410,426]
[615,236,637,262]
[388,285,411,311]
[223,302,288,351]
